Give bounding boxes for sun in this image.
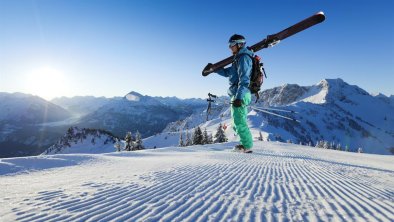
[24,66,69,100]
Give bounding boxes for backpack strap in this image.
[235,53,254,64]
[233,53,254,78]
[235,53,260,102]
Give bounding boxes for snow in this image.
[1,141,393,221]
[297,81,328,104]
[125,93,141,102]
[45,135,115,154]
[0,92,71,123]
[42,127,117,155]
[123,91,161,106]
[0,154,96,175]
[143,132,183,148]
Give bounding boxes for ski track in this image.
[5,147,394,222]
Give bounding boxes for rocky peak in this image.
[258,84,308,106]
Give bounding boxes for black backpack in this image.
[237,53,267,102]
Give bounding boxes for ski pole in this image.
[251,106,300,123]
[252,106,298,114]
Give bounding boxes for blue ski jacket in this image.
[216,47,253,100]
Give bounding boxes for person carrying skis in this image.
[204,34,253,152]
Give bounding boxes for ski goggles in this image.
[229,39,246,47]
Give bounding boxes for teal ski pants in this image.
[231,92,253,149]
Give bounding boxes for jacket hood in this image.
[236,47,254,58]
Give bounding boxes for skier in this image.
[204,34,253,153]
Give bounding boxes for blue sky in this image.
[0,0,393,100]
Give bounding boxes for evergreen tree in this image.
[345,145,350,152]
[202,128,209,145]
[67,127,75,139]
[317,140,325,148]
[214,123,228,143]
[178,131,184,147]
[114,138,122,152]
[125,132,132,151]
[134,131,143,150]
[193,126,203,145]
[185,130,192,146]
[208,133,214,144]
[323,141,330,149]
[336,143,342,151]
[330,141,336,150]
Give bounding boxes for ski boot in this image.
[233,144,253,153]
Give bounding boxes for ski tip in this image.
[316,11,326,22]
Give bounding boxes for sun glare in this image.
[24,66,69,100]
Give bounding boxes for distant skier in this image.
[204,34,253,153]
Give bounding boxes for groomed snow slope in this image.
[1,142,393,221]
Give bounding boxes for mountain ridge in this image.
[1,78,393,157]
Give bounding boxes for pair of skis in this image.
[202,11,326,75]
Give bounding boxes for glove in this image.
[232,99,242,107]
[202,63,213,76]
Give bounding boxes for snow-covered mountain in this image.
[0,93,73,157]
[255,78,394,154]
[76,91,206,138]
[154,96,206,108]
[373,93,394,108]
[0,91,206,158]
[51,96,111,116]
[1,142,393,221]
[0,92,71,124]
[147,79,394,155]
[41,127,118,155]
[2,79,393,157]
